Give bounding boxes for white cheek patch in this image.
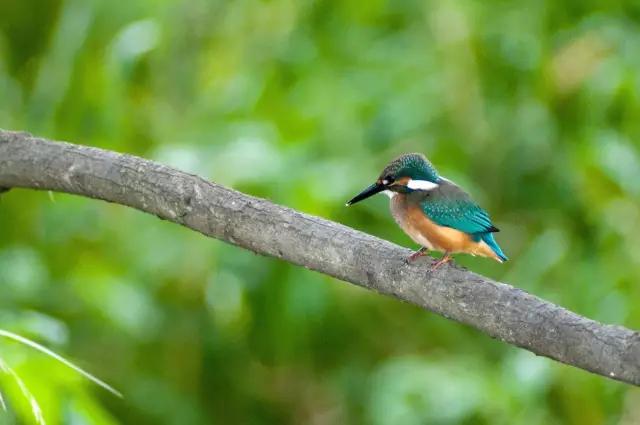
[406,179,439,191]
[382,190,396,198]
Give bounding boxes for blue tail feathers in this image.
[480,233,508,262]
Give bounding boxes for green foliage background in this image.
[1,0,640,423]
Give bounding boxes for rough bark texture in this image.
[1,129,639,386]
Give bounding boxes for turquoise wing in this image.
[421,199,499,235]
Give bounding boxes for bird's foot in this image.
[405,247,428,264]
[430,254,452,271]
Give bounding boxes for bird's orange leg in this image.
[406,247,428,263]
[431,252,452,270]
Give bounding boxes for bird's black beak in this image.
[346,182,385,206]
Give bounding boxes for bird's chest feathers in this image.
[390,195,472,252]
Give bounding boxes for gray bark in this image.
[1,129,639,386]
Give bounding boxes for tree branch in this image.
[1,129,639,386]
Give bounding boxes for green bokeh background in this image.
[1,0,640,423]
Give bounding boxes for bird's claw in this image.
[405,248,428,264]
[429,254,452,272]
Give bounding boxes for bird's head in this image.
[346,153,440,206]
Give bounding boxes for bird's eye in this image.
[383,176,394,185]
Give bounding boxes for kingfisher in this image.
[346,153,507,269]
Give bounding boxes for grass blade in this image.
[0,329,122,398]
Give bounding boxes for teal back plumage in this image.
[411,179,508,262]
[421,197,498,235]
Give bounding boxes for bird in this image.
[346,153,507,269]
